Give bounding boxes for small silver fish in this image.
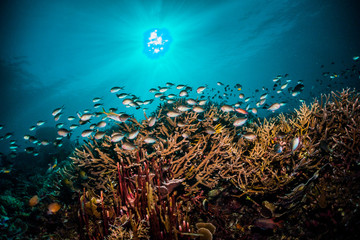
[95,121,106,128]
[37,121,45,126]
[128,130,139,140]
[81,129,93,138]
[192,106,205,113]
[233,118,247,127]
[148,116,157,127]
[243,132,257,140]
[144,136,157,144]
[92,97,102,102]
[111,133,125,142]
[268,103,281,112]
[196,86,206,94]
[177,105,191,112]
[186,99,197,105]
[204,127,215,135]
[274,144,283,153]
[221,105,234,112]
[176,84,186,90]
[179,90,188,97]
[198,100,207,106]
[167,111,182,118]
[57,128,70,137]
[110,86,123,93]
[54,113,62,121]
[290,137,300,151]
[94,131,106,140]
[69,124,78,130]
[122,142,136,150]
[52,106,64,116]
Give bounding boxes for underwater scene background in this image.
[1,0,360,239]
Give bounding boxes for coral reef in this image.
[58,88,360,239]
[3,88,359,239]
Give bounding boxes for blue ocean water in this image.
[0,0,360,238]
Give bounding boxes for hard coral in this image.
[67,88,360,239]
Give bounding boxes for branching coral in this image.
[66,88,360,239]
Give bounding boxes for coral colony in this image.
[5,88,358,239]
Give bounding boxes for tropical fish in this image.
[54,112,62,121]
[29,126,37,131]
[242,132,257,141]
[149,88,158,93]
[159,87,169,93]
[274,144,283,153]
[102,108,122,122]
[41,140,50,146]
[67,116,76,121]
[254,218,282,230]
[37,121,45,126]
[52,106,64,116]
[268,103,281,112]
[260,93,268,100]
[252,108,258,114]
[96,121,107,128]
[144,136,157,144]
[69,124,79,130]
[29,195,39,207]
[110,86,123,93]
[167,111,182,117]
[57,128,70,137]
[197,86,206,94]
[94,103,103,108]
[122,142,136,150]
[5,133,13,139]
[221,105,234,112]
[119,113,131,122]
[291,136,300,151]
[176,84,186,90]
[233,118,247,127]
[192,106,205,113]
[186,99,197,105]
[281,82,288,89]
[178,105,191,112]
[48,202,61,214]
[111,132,125,142]
[198,100,207,106]
[128,130,139,140]
[179,90,188,97]
[291,84,304,96]
[94,131,106,140]
[81,129,93,138]
[235,108,248,115]
[148,116,157,127]
[25,147,35,153]
[116,93,128,99]
[204,127,216,135]
[92,97,102,102]
[177,121,186,127]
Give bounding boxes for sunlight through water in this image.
[143,28,172,59]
